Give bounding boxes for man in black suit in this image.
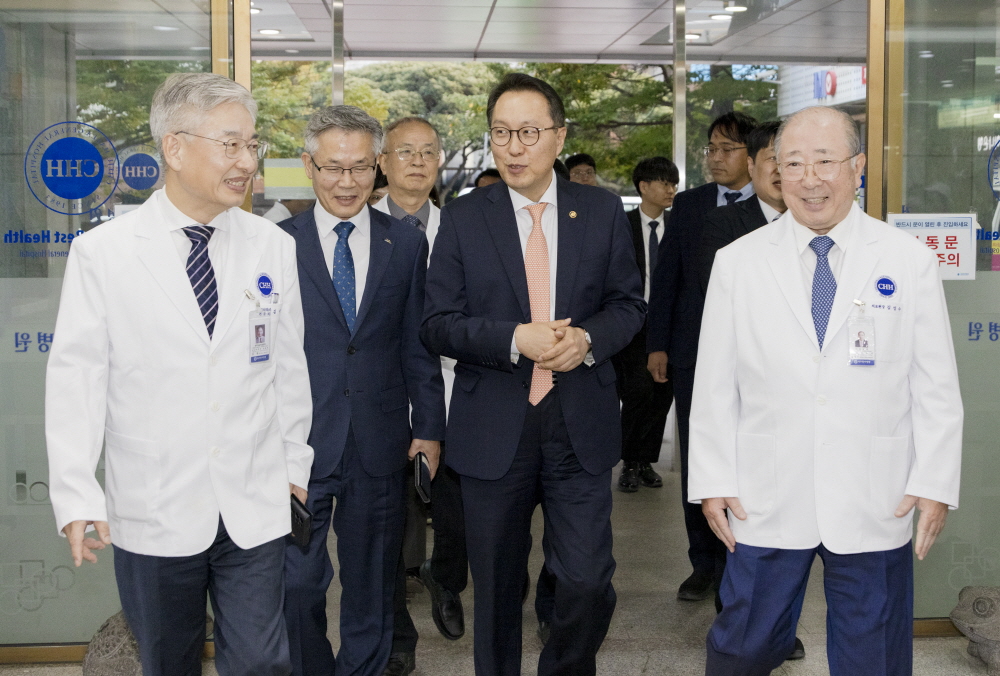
[646,111,757,603]
[616,157,679,492]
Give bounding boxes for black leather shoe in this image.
[638,463,663,487]
[419,559,464,640]
[677,569,714,601]
[383,652,415,676]
[537,620,551,646]
[617,462,639,493]
[786,637,805,660]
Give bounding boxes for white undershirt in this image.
[314,202,372,314]
[790,204,856,286]
[159,188,230,277]
[758,199,783,224]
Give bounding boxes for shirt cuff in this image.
[510,326,520,364]
[583,329,594,367]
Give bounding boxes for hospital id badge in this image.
[848,315,875,366]
[250,308,273,364]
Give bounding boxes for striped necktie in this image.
[183,226,219,339]
[524,202,553,406]
[809,236,837,350]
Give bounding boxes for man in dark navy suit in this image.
[422,73,645,676]
[279,105,445,676]
[646,111,757,604]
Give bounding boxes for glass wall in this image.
[896,0,1000,617]
[0,2,210,644]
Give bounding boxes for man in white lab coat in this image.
[45,72,313,676]
[690,106,963,676]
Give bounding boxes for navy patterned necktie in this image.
[725,191,742,205]
[183,226,218,339]
[648,220,659,276]
[333,221,357,332]
[809,236,837,350]
[401,213,425,232]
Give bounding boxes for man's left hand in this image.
[537,324,589,372]
[895,494,948,560]
[408,439,441,479]
[289,483,307,504]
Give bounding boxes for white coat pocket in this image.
[736,433,776,516]
[252,417,289,506]
[104,428,157,522]
[869,436,911,519]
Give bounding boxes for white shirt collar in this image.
[717,181,755,203]
[158,187,231,232]
[508,170,559,212]
[638,206,665,228]
[792,202,857,255]
[757,198,783,224]
[313,200,371,238]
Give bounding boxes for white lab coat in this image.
[689,204,963,554]
[45,189,314,557]
[372,196,455,415]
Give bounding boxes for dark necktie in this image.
[401,213,425,232]
[809,236,837,350]
[183,226,218,339]
[725,191,742,205]
[332,221,357,332]
[648,220,659,276]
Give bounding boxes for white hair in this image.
[304,105,384,159]
[774,106,862,164]
[149,73,257,156]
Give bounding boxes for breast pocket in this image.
[376,281,406,299]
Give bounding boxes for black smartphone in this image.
[414,452,432,504]
[290,494,312,552]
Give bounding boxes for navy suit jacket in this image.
[697,194,768,296]
[646,182,720,369]
[421,178,646,480]
[280,206,445,479]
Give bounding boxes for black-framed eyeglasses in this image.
[176,131,267,160]
[702,145,747,158]
[309,157,377,178]
[489,126,561,147]
[778,155,858,182]
[386,147,440,163]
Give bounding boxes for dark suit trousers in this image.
[614,332,673,464]
[114,519,289,676]
[462,390,616,676]
[284,427,406,676]
[674,365,726,577]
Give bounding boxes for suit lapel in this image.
[555,182,584,320]
[743,196,768,233]
[766,216,818,350]
[628,209,646,286]
[211,213,262,347]
[292,210,349,331]
[355,207,393,331]
[485,185,531,322]
[823,208,879,346]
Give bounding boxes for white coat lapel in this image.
[766,216,817,350]
[212,213,262,346]
[824,208,879,346]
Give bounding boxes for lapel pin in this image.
[384,238,392,244]
[569,211,577,219]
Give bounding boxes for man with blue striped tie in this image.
[46,72,314,675]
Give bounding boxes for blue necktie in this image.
[648,220,659,276]
[401,213,425,232]
[333,221,357,332]
[809,236,837,350]
[725,191,742,205]
[183,225,218,339]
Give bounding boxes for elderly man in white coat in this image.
[690,106,962,676]
[45,72,313,676]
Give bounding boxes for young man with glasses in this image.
[422,72,645,676]
[566,153,598,186]
[646,110,758,605]
[279,105,445,676]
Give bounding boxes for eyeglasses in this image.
[309,157,376,178]
[177,131,267,160]
[702,145,746,158]
[570,167,596,178]
[387,147,440,163]
[778,155,857,182]
[489,126,561,147]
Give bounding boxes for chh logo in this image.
[24,122,119,216]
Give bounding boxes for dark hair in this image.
[487,73,566,128]
[707,111,758,145]
[553,159,570,180]
[632,157,680,194]
[746,121,782,161]
[565,153,596,172]
[474,168,502,187]
[373,165,388,191]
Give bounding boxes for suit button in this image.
[522,382,528,389]
[210,355,218,366]
[210,401,220,412]
[813,355,820,363]
[211,447,220,457]
[347,346,356,355]
[817,396,827,405]
[344,389,350,397]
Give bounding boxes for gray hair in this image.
[775,106,862,164]
[149,73,257,156]
[383,116,441,149]
[304,105,384,159]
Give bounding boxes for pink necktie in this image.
[524,202,552,406]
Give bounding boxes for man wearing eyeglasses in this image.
[646,110,758,605]
[422,73,645,676]
[690,106,962,675]
[278,106,445,676]
[46,73,314,675]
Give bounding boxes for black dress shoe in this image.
[677,569,714,601]
[537,620,551,645]
[786,637,805,660]
[419,559,464,640]
[638,463,663,487]
[617,462,639,493]
[383,652,415,676]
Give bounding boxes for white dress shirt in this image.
[161,187,230,276]
[314,202,371,314]
[716,181,755,207]
[758,199,783,225]
[637,206,665,302]
[791,207,855,286]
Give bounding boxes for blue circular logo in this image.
[24,122,119,216]
[257,273,273,297]
[876,276,896,297]
[121,152,160,191]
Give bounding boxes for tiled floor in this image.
[2,459,987,675]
